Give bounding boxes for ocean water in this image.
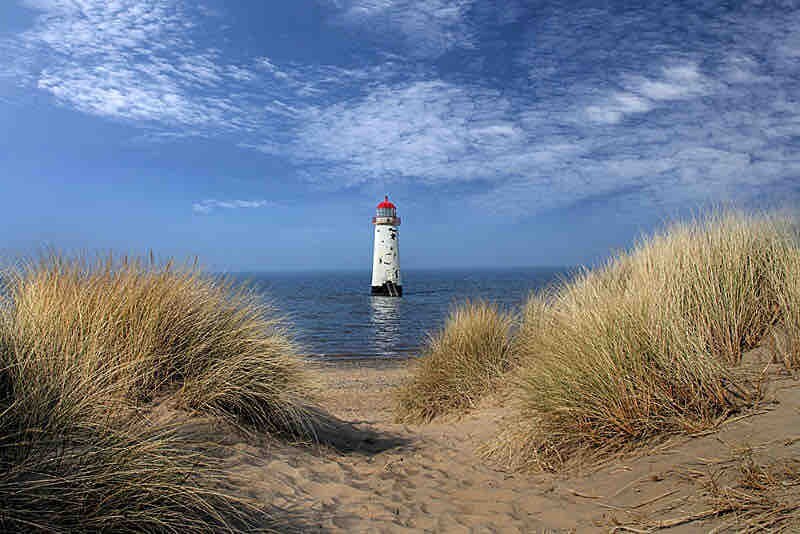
[232,268,570,360]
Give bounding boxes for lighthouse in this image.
[371,196,402,297]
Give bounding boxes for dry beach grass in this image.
[486,214,775,470]
[0,254,315,532]
[493,212,800,471]
[395,300,514,423]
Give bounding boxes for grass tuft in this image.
[488,212,800,471]
[395,300,514,423]
[769,247,800,370]
[3,254,314,435]
[0,253,315,531]
[0,423,263,533]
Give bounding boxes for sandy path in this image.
[220,358,800,533]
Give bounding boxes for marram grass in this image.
[0,423,263,533]
[487,211,800,471]
[769,247,800,370]
[0,253,316,531]
[395,300,514,423]
[4,254,315,435]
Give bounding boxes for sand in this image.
[214,354,800,532]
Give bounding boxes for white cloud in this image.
[255,34,799,217]
[255,57,292,81]
[325,0,478,56]
[633,64,712,101]
[11,0,336,133]
[12,0,410,136]
[585,62,713,124]
[192,199,273,214]
[7,0,800,220]
[585,92,654,124]
[284,80,557,185]
[17,0,242,128]
[721,54,771,84]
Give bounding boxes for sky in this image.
[0,0,799,272]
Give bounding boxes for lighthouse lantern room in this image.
[371,196,402,297]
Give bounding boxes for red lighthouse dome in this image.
[373,195,401,225]
[376,196,396,210]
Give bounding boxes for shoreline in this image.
[307,354,414,368]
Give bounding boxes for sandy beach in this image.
[210,353,800,533]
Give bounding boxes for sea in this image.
[231,268,570,360]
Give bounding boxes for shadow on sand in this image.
[304,406,411,455]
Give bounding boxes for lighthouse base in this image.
[371,283,403,297]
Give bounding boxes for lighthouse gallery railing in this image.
[372,216,401,225]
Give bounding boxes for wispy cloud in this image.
[192,199,274,214]
[279,80,566,187]
[6,0,800,220]
[306,2,800,215]
[325,0,478,57]
[322,0,527,58]
[16,0,254,130]
[583,62,714,124]
[11,0,365,134]
[10,0,410,133]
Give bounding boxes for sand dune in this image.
[213,357,800,532]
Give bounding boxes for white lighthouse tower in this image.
[371,196,402,297]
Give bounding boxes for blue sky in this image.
[1,1,799,271]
